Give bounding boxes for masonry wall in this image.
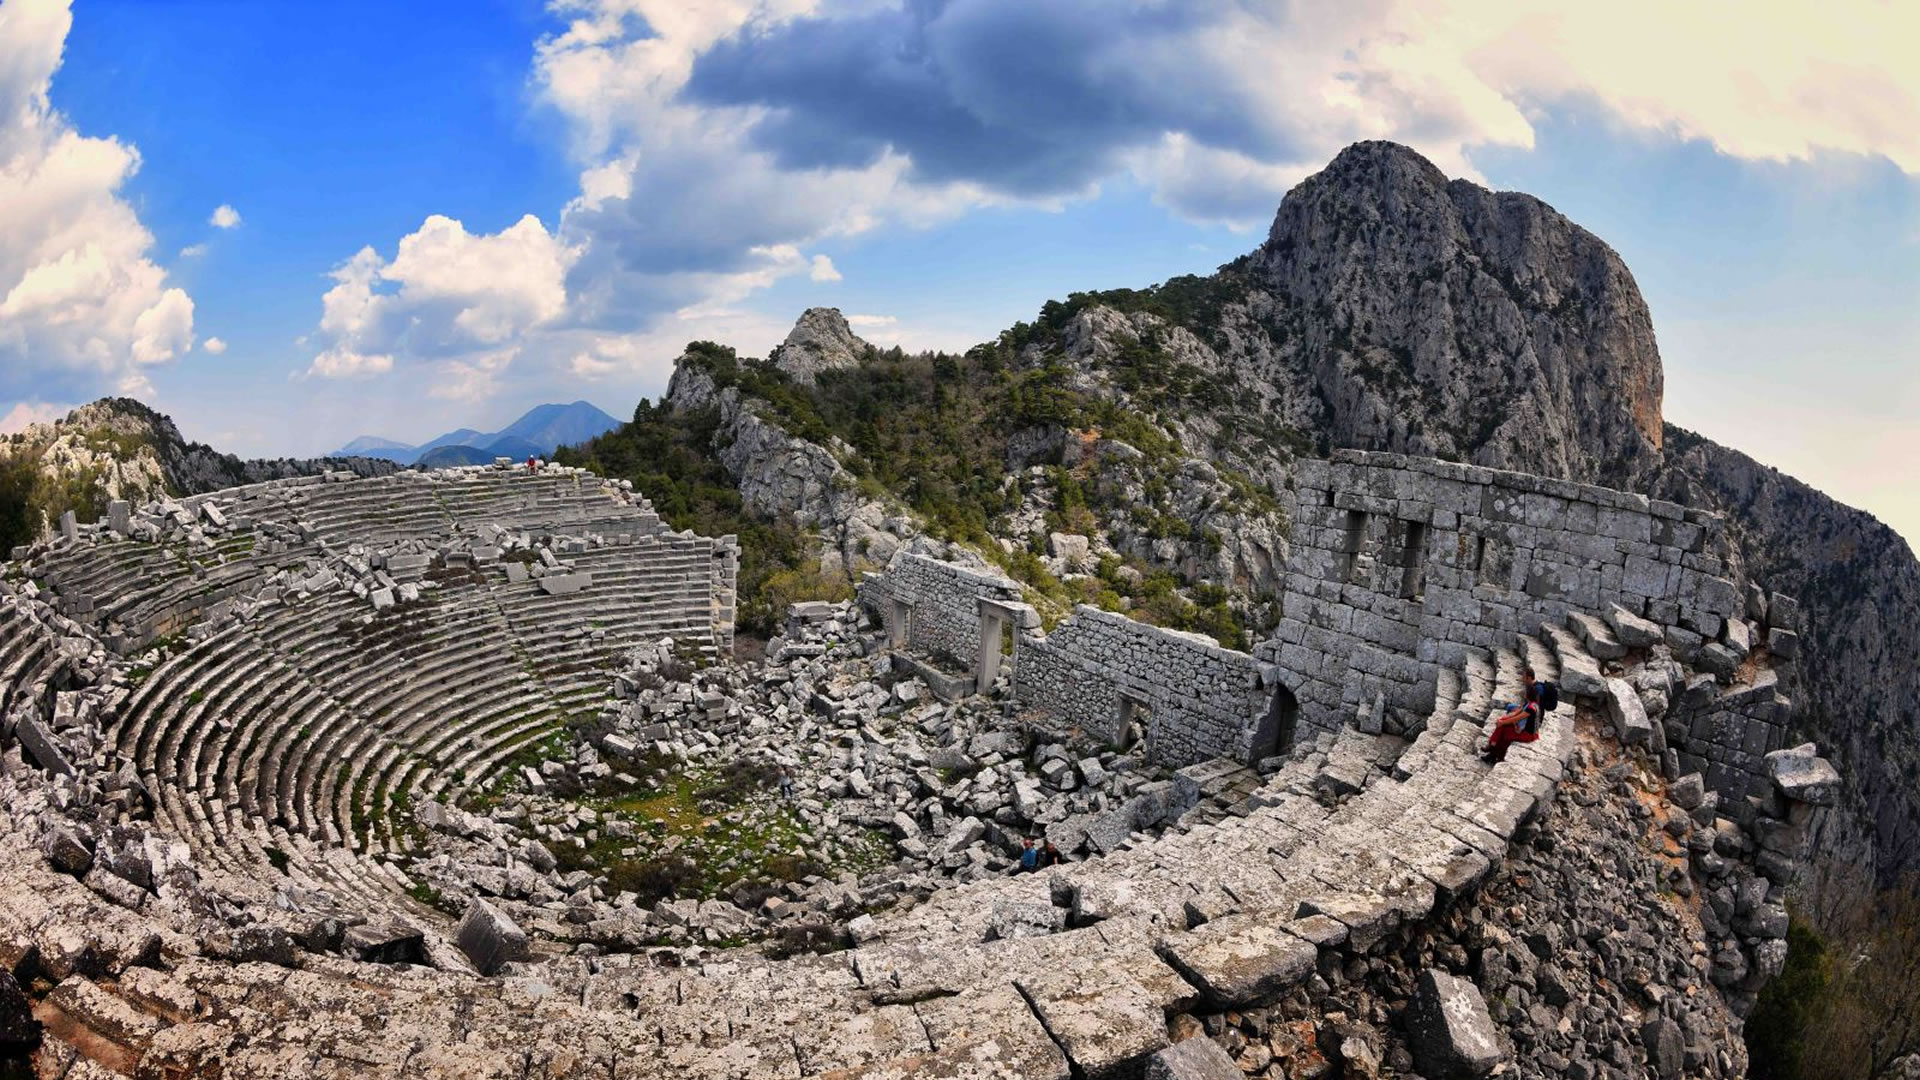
[858,553,1024,672]
[1013,607,1269,768]
[1260,449,1745,738]
[710,536,739,652]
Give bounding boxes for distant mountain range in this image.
[330,401,623,466]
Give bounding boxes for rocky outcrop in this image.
[1,399,396,546]
[1656,424,1920,876]
[769,307,872,385]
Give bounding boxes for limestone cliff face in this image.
[769,308,873,386]
[1656,427,1920,876]
[0,399,395,544]
[1244,141,1664,487]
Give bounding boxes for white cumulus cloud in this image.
[209,203,240,229]
[202,336,226,354]
[808,254,841,282]
[0,399,69,435]
[306,213,576,386]
[0,0,195,403]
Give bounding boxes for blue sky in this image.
[1,0,1915,543]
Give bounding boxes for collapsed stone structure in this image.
[0,452,1841,1078]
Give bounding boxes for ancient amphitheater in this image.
[0,452,1837,1079]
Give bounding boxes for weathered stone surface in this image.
[1157,914,1317,1006]
[44,822,94,876]
[0,970,39,1053]
[1766,744,1840,806]
[1641,1015,1684,1079]
[456,899,529,976]
[342,923,425,965]
[1605,677,1653,747]
[1406,969,1503,1078]
[1145,1035,1242,1080]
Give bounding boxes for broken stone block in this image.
[206,925,297,967]
[1669,773,1706,811]
[986,899,1066,941]
[1567,612,1625,660]
[0,970,40,1055]
[504,561,529,584]
[1606,602,1663,649]
[16,716,73,775]
[1694,641,1742,681]
[1406,969,1503,1078]
[1145,1035,1241,1080]
[342,922,425,965]
[456,898,530,976]
[1604,678,1653,747]
[43,822,94,876]
[1768,627,1800,661]
[1158,913,1318,1007]
[1765,744,1840,806]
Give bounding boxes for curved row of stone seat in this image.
[0,602,56,718]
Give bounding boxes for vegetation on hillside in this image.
[560,321,1287,647]
[1748,864,1920,1079]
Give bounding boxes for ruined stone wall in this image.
[1012,607,1268,766]
[858,553,1023,671]
[1261,449,1745,738]
[710,536,739,652]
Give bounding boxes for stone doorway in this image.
[1249,684,1299,761]
[1115,694,1150,751]
[888,599,912,650]
[974,600,1016,695]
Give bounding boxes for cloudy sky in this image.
[0,0,1915,540]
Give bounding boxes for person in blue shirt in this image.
[1017,838,1039,873]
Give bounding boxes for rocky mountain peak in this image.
[1251,140,1665,487]
[770,307,872,385]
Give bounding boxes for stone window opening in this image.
[1399,520,1429,600]
[1473,534,1514,590]
[1338,510,1370,585]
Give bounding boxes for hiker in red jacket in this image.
[1482,670,1543,763]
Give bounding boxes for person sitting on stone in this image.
[1017,838,1039,874]
[1038,841,1062,868]
[1482,675,1542,763]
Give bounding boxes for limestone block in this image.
[1605,603,1663,649]
[1017,973,1167,1080]
[504,561,529,584]
[1723,617,1754,658]
[369,588,395,612]
[1406,969,1504,1078]
[456,898,530,975]
[1605,678,1653,747]
[343,922,425,965]
[538,572,593,596]
[107,501,130,535]
[1157,914,1317,1007]
[1768,627,1800,661]
[1568,612,1625,660]
[16,716,73,775]
[1538,626,1604,699]
[986,899,1065,941]
[1765,744,1840,806]
[1767,592,1800,631]
[1669,773,1706,810]
[1145,1036,1242,1080]
[1695,642,1742,682]
[43,823,94,876]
